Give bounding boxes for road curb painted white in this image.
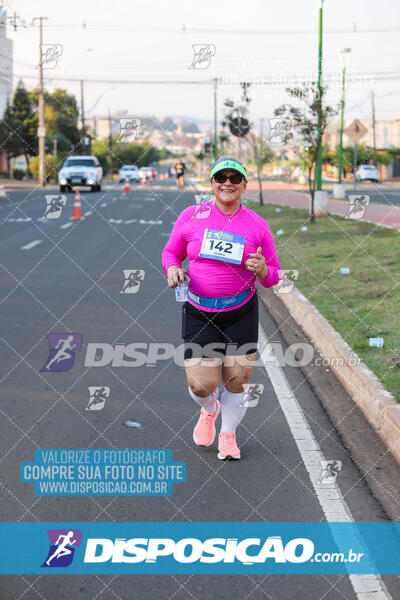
[258,324,391,599]
[270,286,400,464]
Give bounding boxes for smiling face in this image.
[211,169,247,208]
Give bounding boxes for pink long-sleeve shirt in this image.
[162,201,281,312]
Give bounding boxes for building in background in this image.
[325,119,400,150]
[0,4,13,172]
[0,4,13,118]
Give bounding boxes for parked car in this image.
[58,156,103,192]
[138,167,153,181]
[355,165,379,183]
[118,165,140,183]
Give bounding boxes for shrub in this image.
[13,168,25,180]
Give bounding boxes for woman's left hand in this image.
[245,246,268,279]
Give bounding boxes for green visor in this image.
[210,158,247,181]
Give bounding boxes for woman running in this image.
[162,156,281,460]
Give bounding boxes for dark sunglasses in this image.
[213,172,244,184]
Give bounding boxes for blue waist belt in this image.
[187,286,253,309]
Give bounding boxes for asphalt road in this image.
[335,182,400,207]
[0,177,399,599]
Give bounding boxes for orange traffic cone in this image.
[124,177,130,194]
[71,189,83,220]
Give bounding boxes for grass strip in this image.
[248,199,400,402]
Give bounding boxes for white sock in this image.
[188,386,217,413]
[220,388,247,433]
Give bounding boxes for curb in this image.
[273,286,400,464]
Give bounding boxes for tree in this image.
[0,82,82,174]
[274,83,338,222]
[0,81,38,168]
[222,82,266,206]
[335,145,391,174]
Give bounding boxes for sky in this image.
[2,0,400,128]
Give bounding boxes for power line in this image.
[11,73,400,85]
[5,22,400,35]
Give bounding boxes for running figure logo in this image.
[42,529,82,567]
[191,202,212,219]
[118,118,142,143]
[188,44,216,69]
[41,333,82,372]
[240,383,264,408]
[319,460,342,485]
[38,44,63,69]
[120,269,145,294]
[347,195,370,219]
[86,386,110,411]
[276,270,299,294]
[42,195,67,219]
[265,118,291,144]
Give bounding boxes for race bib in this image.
[199,229,245,264]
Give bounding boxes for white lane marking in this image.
[60,222,73,229]
[21,240,42,250]
[101,203,107,208]
[258,324,391,599]
[84,210,93,216]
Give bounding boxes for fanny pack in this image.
[187,286,253,309]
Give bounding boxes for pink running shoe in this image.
[218,432,241,460]
[193,397,220,447]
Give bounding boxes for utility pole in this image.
[338,48,351,184]
[108,109,113,181]
[80,79,85,154]
[371,91,376,160]
[33,16,47,187]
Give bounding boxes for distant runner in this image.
[175,159,186,189]
[162,156,281,460]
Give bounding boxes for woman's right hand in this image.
[167,266,190,288]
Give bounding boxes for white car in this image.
[138,167,153,181]
[355,165,379,183]
[58,156,103,192]
[119,165,140,183]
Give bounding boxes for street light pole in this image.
[33,16,47,187]
[213,78,218,160]
[338,48,351,184]
[315,0,324,191]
